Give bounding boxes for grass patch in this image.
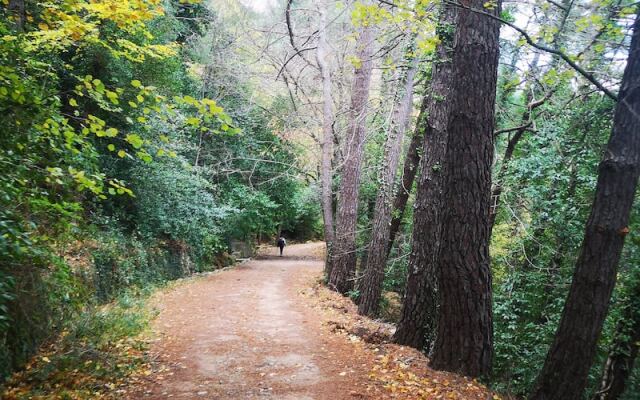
[2,289,157,399]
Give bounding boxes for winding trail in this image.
[128,242,375,399]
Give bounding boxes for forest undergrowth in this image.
[2,289,155,399]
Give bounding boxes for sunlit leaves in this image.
[186,116,200,126]
[346,55,363,69]
[172,95,239,135]
[9,0,180,65]
[417,35,440,55]
[483,1,498,10]
[352,2,392,27]
[125,134,144,149]
[108,179,134,196]
[350,0,439,60]
[61,72,237,175]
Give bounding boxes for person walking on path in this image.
[277,236,286,256]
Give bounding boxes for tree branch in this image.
[446,0,619,102]
[275,46,317,81]
[285,0,316,71]
[494,122,533,135]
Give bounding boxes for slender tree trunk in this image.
[358,53,418,317]
[328,21,375,294]
[595,333,640,400]
[489,121,529,231]
[386,106,424,257]
[529,11,640,400]
[393,1,502,378]
[489,0,573,232]
[316,2,336,276]
[594,266,640,400]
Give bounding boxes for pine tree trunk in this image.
[529,11,640,400]
[393,5,459,350]
[358,54,417,317]
[328,21,375,294]
[393,1,501,377]
[428,0,501,377]
[316,2,336,277]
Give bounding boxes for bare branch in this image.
[275,46,317,81]
[494,122,534,135]
[285,0,317,71]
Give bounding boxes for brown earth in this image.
[125,242,499,400]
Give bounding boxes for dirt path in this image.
[128,242,376,399]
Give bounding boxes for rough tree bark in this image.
[328,21,375,294]
[392,6,459,350]
[358,53,418,317]
[529,10,640,400]
[428,0,501,376]
[316,1,336,277]
[393,0,502,378]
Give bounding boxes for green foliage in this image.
[0,0,317,383]
[2,290,153,399]
[223,185,279,240]
[127,155,230,258]
[280,185,323,240]
[488,86,631,396]
[0,253,89,379]
[594,215,640,400]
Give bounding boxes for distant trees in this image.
[315,0,336,276]
[387,124,422,257]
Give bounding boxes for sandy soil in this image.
[127,242,376,399]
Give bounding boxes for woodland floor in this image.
[124,242,499,400]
